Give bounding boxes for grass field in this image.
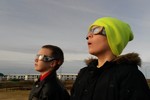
[0,80,73,100]
[0,89,30,100]
[0,79,149,100]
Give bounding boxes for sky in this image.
[0,0,150,78]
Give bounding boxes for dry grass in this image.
[0,89,30,100]
[0,79,149,100]
[0,80,73,100]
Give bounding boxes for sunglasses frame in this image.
[89,26,106,35]
[86,26,106,40]
[36,54,55,62]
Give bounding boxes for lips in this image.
[88,42,92,46]
[88,42,91,45]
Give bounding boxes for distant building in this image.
[4,74,27,80]
[25,74,39,81]
[0,73,4,81]
[57,73,77,81]
[2,74,39,81]
[2,73,77,81]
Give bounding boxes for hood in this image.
[84,53,141,67]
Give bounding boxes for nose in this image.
[35,58,38,62]
[86,33,93,40]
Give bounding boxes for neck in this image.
[97,52,116,68]
[40,69,53,76]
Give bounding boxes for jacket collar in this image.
[40,71,51,81]
[36,71,57,84]
[113,53,141,66]
[85,53,141,67]
[87,60,114,71]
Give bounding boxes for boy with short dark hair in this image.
[29,45,70,100]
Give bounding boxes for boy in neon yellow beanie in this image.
[89,17,134,56]
[70,17,150,100]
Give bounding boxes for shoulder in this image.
[113,53,141,76]
[42,78,69,98]
[114,52,141,67]
[111,53,148,86]
[43,77,65,91]
[95,52,146,84]
[79,58,98,73]
[40,75,62,94]
[76,67,88,80]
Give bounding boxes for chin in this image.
[89,50,95,55]
[35,67,41,72]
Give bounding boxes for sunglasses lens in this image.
[43,57,50,62]
[93,27,100,34]
[35,54,54,62]
[38,55,44,60]
[89,26,106,35]
[35,54,43,60]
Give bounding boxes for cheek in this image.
[88,38,110,55]
[88,42,101,54]
[35,62,49,71]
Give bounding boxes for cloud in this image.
[0,0,150,74]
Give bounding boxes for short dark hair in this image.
[42,45,64,69]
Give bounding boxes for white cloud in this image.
[0,0,150,74]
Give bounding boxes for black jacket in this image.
[29,71,70,100]
[70,53,150,100]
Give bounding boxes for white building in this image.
[2,73,77,81]
[57,73,77,81]
[4,74,27,80]
[25,74,39,81]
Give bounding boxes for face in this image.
[87,26,111,56]
[34,48,56,73]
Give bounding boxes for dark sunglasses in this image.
[86,26,106,39]
[35,54,55,62]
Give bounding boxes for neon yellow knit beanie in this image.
[89,17,134,56]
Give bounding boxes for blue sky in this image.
[0,0,150,77]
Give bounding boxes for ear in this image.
[49,60,59,68]
[57,60,62,65]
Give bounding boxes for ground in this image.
[0,89,30,100]
[0,79,149,99]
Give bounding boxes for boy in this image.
[71,17,150,100]
[29,45,70,100]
